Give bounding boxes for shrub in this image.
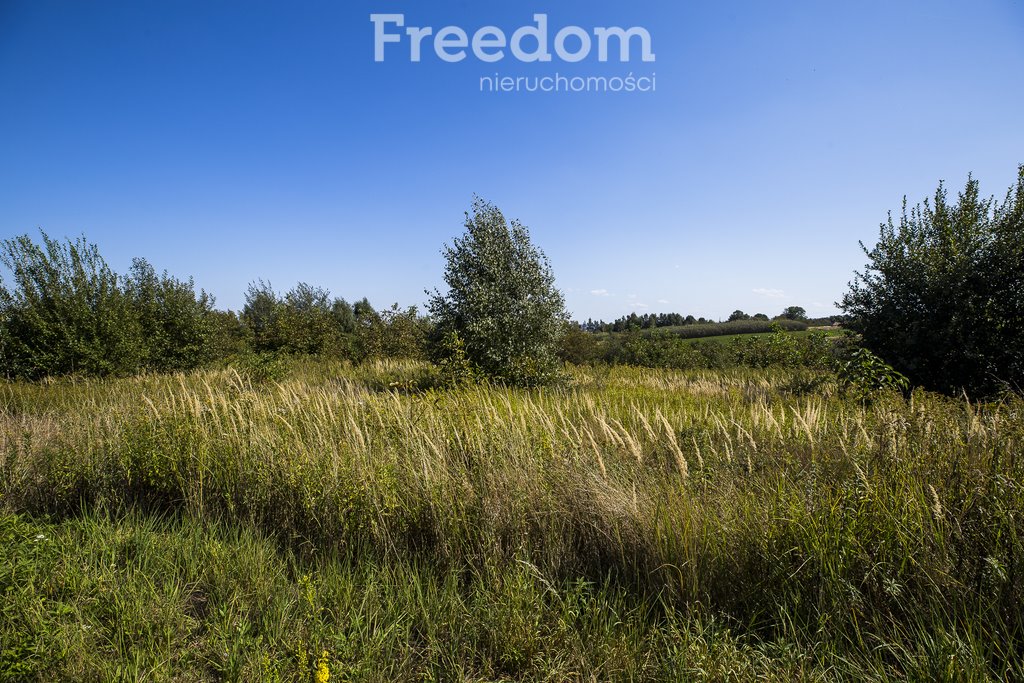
[0,233,145,378]
[355,304,430,362]
[838,347,909,401]
[841,167,1024,396]
[242,282,349,357]
[126,258,218,372]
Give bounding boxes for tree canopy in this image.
[840,167,1024,396]
[427,197,567,386]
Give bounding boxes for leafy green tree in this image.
[331,298,356,334]
[207,309,248,358]
[557,321,601,365]
[780,306,807,321]
[278,282,338,355]
[840,168,1024,396]
[728,310,750,322]
[242,281,349,356]
[357,303,429,361]
[427,197,568,386]
[127,258,217,372]
[241,281,281,352]
[353,297,377,321]
[0,232,143,378]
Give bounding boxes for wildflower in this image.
[315,650,330,683]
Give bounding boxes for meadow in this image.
[2,359,1022,681]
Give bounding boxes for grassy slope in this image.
[2,360,1022,681]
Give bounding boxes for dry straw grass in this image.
[2,358,1023,677]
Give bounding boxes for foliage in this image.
[433,330,480,387]
[126,258,218,372]
[837,347,910,400]
[841,167,1024,396]
[779,306,807,321]
[428,197,567,386]
[206,309,249,359]
[0,232,217,378]
[663,318,806,340]
[557,322,602,365]
[242,281,347,357]
[233,350,290,384]
[599,327,833,371]
[730,323,799,367]
[331,297,356,334]
[0,232,141,378]
[354,303,429,362]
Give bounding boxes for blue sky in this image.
[2,1,1022,321]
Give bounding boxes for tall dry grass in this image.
[2,358,1022,678]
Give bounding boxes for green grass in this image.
[678,328,845,345]
[593,318,810,343]
[2,359,1022,681]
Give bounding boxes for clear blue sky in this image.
[2,1,1022,321]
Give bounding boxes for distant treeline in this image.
[582,308,841,332]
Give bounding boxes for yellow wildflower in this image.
[315,650,330,683]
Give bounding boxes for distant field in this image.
[594,319,843,344]
[679,327,846,345]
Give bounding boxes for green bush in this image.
[127,258,219,373]
[0,233,224,379]
[841,167,1024,396]
[242,281,349,357]
[838,347,909,400]
[233,351,289,384]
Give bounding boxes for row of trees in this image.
[0,233,428,379]
[0,233,224,379]
[3,168,1022,395]
[583,306,811,332]
[242,281,428,362]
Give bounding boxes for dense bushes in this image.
[126,258,220,372]
[240,284,429,363]
[242,281,351,357]
[0,233,216,379]
[841,168,1024,396]
[0,233,432,379]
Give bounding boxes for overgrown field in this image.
[2,360,1022,681]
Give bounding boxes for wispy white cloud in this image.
[657,299,670,304]
[634,303,649,309]
[752,288,786,299]
[590,289,610,296]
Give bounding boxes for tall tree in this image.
[427,197,567,386]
